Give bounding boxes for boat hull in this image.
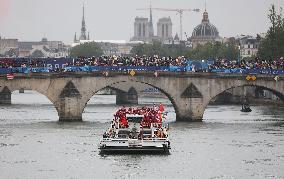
[99,146,170,154]
[240,108,252,112]
[99,138,170,154]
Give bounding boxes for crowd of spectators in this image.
[209,57,284,70]
[66,55,187,67]
[0,58,45,68]
[0,56,283,72]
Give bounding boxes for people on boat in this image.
[242,99,251,110]
[241,99,252,112]
[107,106,168,139]
[120,116,129,128]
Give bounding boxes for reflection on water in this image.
[0,91,283,179]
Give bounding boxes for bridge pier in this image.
[175,83,205,122]
[175,98,205,122]
[0,87,12,105]
[57,81,83,122]
[58,97,83,122]
[116,87,138,105]
[59,98,82,122]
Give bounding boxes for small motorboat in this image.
[240,107,252,112]
[241,103,252,112]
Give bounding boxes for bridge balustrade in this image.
[0,66,284,75]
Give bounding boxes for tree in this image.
[130,41,238,60]
[258,4,284,59]
[186,42,238,60]
[131,41,189,57]
[69,42,104,57]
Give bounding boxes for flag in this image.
[274,76,279,82]
[159,103,165,112]
[102,71,109,77]
[6,73,14,80]
[154,71,158,77]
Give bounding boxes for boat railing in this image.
[142,138,168,141]
[103,137,167,141]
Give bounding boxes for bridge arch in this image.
[0,86,59,121]
[80,79,179,121]
[204,84,284,109]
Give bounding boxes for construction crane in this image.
[137,7,200,41]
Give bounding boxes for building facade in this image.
[132,17,151,42]
[236,35,261,59]
[0,37,18,56]
[190,10,221,48]
[157,17,173,43]
[131,7,173,43]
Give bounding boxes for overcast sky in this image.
[0,0,284,44]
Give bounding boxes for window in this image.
[162,24,165,37]
[143,23,146,37]
[166,24,169,37]
[138,24,142,37]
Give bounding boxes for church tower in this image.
[80,4,87,40]
[148,3,154,37]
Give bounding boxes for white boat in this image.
[99,106,171,154]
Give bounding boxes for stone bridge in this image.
[0,71,283,122]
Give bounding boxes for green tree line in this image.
[130,41,239,60]
[69,42,103,57]
[258,4,284,59]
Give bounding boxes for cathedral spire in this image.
[150,1,153,24]
[83,3,85,21]
[148,1,154,37]
[80,3,87,40]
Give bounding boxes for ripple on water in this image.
[0,143,19,147]
[0,93,283,179]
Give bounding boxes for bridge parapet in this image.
[0,71,284,80]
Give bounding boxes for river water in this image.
[0,91,284,179]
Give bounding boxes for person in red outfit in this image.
[120,116,128,128]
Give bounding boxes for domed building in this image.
[190,10,221,48]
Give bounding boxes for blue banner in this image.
[1,66,284,75]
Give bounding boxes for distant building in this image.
[74,4,90,43]
[157,17,173,43]
[190,9,221,48]
[236,35,261,59]
[132,17,152,42]
[0,36,18,56]
[131,7,173,43]
[99,42,134,56]
[18,37,69,58]
[173,33,180,45]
